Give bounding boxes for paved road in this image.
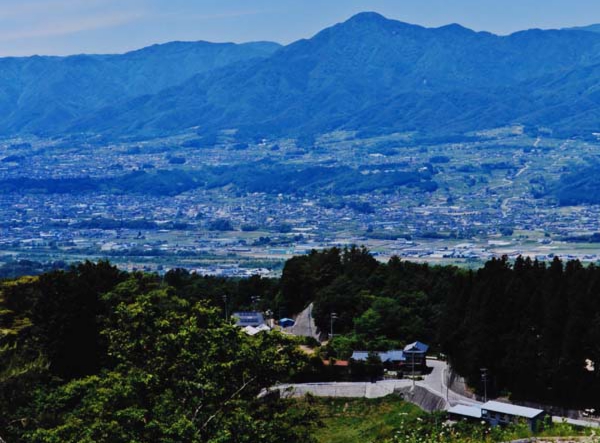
[422,359,480,407]
[289,303,320,340]
[552,416,600,429]
[275,358,600,429]
[275,359,476,407]
[424,361,600,428]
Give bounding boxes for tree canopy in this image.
[5,249,600,442]
[0,262,316,443]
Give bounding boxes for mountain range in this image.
[3,12,600,140]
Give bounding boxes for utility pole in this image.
[446,366,449,402]
[481,367,488,402]
[412,351,416,390]
[330,312,338,340]
[223,294,228,321]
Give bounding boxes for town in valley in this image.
[3,126,600,276]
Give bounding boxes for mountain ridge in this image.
[3,12,600,139]
[0,40,282,59]
[564,24,600,33]
[0,40,281,135]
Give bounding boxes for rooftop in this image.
[233,311,266,327]
[448,404,483,419]
[404,341,429,353]
[351,350,406,362]
[242,324,271,335]
[482,401,544,419]
[323,359,349,367]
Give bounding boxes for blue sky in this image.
[1,0,599,56]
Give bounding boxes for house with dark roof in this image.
[233,311,266,328]
[350,341,430,370]
[403,341,429,368]
[350,350,407,369]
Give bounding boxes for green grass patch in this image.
[292,396,597,443]
[293,395,423,443]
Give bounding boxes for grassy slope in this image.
[295,395,422,443]
[292,396,595,443]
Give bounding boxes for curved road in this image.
[423,359,480,407]
[275,359,476,408]
[276,358,600,429]
[289,303,320,340]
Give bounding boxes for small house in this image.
[233,311,266,328]
[350,350,407,369]
[448,401,545,431]
[481,401,545,431]
[403,341,429,368]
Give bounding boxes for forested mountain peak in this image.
[3,13,600,138]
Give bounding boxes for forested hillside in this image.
[277,249,600,409]
[0,262,314,443]
[442,256,600,408]
[548,163,600,205]
[0,162,436,197]
[4,251,600,442]
[0,41,280,135]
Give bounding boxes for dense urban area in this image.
[3,127,600,277]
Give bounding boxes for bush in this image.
[208,219,235,231]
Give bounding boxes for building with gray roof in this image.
[449,401,546,431]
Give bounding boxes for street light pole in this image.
[481,368,488,402]
[330,312,338,340]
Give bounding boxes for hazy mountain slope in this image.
[72,12,600,138]
[4,12,600,138]
[0,41,281,134]
[565,24,600,33]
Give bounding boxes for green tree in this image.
[31,261,125,379]
[28,280,316,443]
